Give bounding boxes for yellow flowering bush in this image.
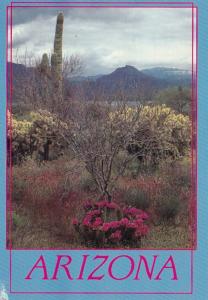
[127,105,191,164]
[8,110,68,164]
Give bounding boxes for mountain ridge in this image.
[8,62,191,103]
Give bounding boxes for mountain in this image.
[142,67,191,86]
[7,62,41,106]
[69,65,169,102]
[8,63,191,104]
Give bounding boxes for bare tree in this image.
[62,54,84,79]
[11,50,83,114]
[59,101,154,202]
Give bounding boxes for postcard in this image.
[0,0,206,299]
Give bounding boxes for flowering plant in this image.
[72,200,149,247]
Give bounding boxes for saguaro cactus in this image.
[38,12,64,106]
[52,12,64,79]
[51,53,58,79]
[39,53,50,76]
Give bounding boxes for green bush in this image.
[12,174,26,202]
[12,212,27,229]
[170,161,191,189]
[158,158,191,189]
[155,190,181,222]
[123,187,150,210]
[155,86,191,115]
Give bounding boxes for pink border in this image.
[7,2,198,252]
[10,5,194,7]
[6,1,198,295]
[6,5,9,251]
[195,5,198,249]
[13,1,194,4]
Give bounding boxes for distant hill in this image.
[8,63,192,104]
[69,65,171,102]
[7,62,33,105]
[141,67,191,86]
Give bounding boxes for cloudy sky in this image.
[12,7,192,76]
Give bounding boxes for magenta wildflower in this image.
[73,199,149,246]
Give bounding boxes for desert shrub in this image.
[123,187,150,210]
[155,159,191,214]
[157,157,192,196]
[166,159,191,189]
[118,158,190,224]
[117,174,163,209]
[12,171,27,202]
[155,187,181,223]
[8,113,33,164]
[142,160,190,224]
[127,105,191,166]
[72,200,149,248]
[8,109,68,164]
[12,212,27,229]
[155,86,191,115]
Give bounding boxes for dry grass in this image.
[11,157,193,249]
[12,215,191,249]
[141,223,191,249]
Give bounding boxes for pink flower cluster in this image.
[72,199,150,246]
[109,230,122,241]
[83,200,93,211]
[82,209,101,228]
[101,216,149,240]
[95,200,120,210]
[123,207,149,220]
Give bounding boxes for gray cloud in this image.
[12,7,146,25]
[12,7,193,75]
[12,7,60,25]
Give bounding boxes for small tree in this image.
[61,101,156,201]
